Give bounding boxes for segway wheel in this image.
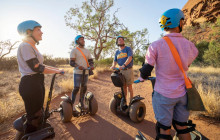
[60,101,72,123]
[135,135,142,140]
[89,97,98,115]
[109,97,117,114]
[129,101,146,123]
[14,131,24,140]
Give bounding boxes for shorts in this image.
[73,74,88,87]
[121,68,134,85]
[152,91,189,127]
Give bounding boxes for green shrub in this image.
[43,55,68,66]
[133,55,144,65]
[194,41,209,63]
[203,40,220,67]
[0,55,69,70]
[0,56,18,70]
[95,58,113,67]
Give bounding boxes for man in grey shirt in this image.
[70,35,94,110]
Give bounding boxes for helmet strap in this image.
[26,30,39,45]
[77,41,84,48]
[117,44,125,47]
[179,25,182,33]
[31,35,39,45]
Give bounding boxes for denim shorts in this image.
[73,74,88,87]
[152,91,189,127]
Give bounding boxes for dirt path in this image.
[0,72,219,140]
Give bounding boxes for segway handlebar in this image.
[134,77,155,84]
[112,67,126,70]
[134,76,156,90]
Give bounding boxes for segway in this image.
[13,74,60,140]
[59,68,98,123]
[109,68,146,123]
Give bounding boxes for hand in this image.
[78,66,84,70]
[58,69,65,75]
[110,66,115,70]
[119,65,125,70]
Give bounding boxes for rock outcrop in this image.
[182,0,220,26]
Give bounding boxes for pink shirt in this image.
[145,33,198,98]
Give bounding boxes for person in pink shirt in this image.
[139,9,198,140]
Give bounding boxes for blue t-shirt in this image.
[114,46,133,67]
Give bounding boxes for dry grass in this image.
[197,84,220,119]
[0,92,24,123]
[89,66,112,79]
[189,66,220,75]
[57,79,73,93]
[188,66,220,119]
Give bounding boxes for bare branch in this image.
[0,40,19,60]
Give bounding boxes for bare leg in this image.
[176,125,191,140]
[123,85,127,99]
[128,84,133,103]
[160,129,171,140]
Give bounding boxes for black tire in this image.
[109,97,117,114]
[14,131,24,140]
[135,135,142,140]
[89,97,98,115]
[129,101,146,123]
[60,101,72,123]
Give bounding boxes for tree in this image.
[65,0,124,60]
[0,40,18,61]
[101,28,149,59]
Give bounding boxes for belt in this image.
[123,67,132,70]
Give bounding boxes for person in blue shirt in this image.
[111,36,134,103]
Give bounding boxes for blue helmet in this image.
[75,35,84,44]
[17,20,42,36]
[116,36,124,45]
[159,8,185,31]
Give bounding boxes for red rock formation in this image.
[182,0,220,26]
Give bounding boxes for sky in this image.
[0,0,188,58]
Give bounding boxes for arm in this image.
[111,51,118,69]
[139,63,154,79]
[70,58,84,70]
[121,56,132,68]
[44,65,60,71]
[43,66,64,74]
[26,58,63,74]
[110,61,117,69]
